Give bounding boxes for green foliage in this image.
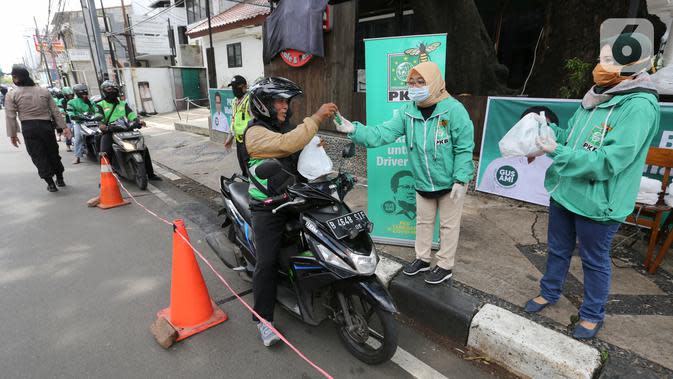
[600,350,609,363]
[558,58,593,99]
[0,74,12,85]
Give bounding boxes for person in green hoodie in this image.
[524,34,660,340]
[335,61,475,285]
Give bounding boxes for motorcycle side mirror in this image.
[256,159,282,180]
[342,142,356,158]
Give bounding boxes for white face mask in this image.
[408,86,430,102]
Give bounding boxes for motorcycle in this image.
[76,113,102,162]
[214,143,398,365]
[104,118,149,190]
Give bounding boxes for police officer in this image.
[5,64,70,192]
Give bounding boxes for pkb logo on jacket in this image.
[387,42,442,102]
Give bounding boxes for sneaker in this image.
[47,182,58,192]
[403,259,431,276]
[424,266,453,285]
[56,176,66,187]
[257,322,280,347]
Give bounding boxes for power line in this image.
[113,1,185,35]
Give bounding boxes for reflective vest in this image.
[232,94,251,143]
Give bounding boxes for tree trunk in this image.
[525,0,665,98]
[413,0,513,96]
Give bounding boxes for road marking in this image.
[391,347,449,379]
[152,165,181,181]
[148,184,179,206]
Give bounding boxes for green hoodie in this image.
[545,91,660,222]
[349,97,475,192]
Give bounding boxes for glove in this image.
[536,136,558,154]
[334,114,355,134]
[531,112,547,126]
[449,182,466,202]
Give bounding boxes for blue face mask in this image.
[408,86,430,102]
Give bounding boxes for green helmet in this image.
[62,86,74,95]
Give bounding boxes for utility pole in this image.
[34,16,54,87]
[205,0,217,88]
[119,0,136,66]
[99,0,120,83]
[59,30,79,83]
[168,18,176,66]
[80,0,101,86]
[81,0,109,83]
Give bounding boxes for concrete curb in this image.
[389,273,480,345]
[388,273,604,378]
[175,122,209,136]
[468,304,602,379]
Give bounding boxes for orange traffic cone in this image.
[96,154,130,209]
[155,219,227,343]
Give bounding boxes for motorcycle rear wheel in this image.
[335,291,398,365]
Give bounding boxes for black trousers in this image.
[22,120,64,179]
[99,133,155,177]
[236,140,248,178]
[251,209,290,322]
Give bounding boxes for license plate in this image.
[326,211,369,239]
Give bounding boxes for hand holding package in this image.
[498,112,556,157]
[298,136,333,180]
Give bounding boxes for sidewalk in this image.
[142,119,673,378]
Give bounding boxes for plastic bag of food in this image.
[298,136,333,180]
[498,112,555,158]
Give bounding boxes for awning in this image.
[186,0,271,38]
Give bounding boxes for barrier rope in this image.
[113,176,334,379]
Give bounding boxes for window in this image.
[227,43,242,68]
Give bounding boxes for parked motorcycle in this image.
[214,143,398,365]
[105,118,149,190]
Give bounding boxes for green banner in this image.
[477,96,673,206]
[364,34,447,246]
[208,88,236,134]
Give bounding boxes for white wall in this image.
[121,67,176,114]
[192,26,264,88]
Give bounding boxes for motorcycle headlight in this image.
[315,242,354,272]
[122,141,136,151]
[349,248,378,275]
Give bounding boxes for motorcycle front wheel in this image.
[131,160,148,190]
[334,291,398,365]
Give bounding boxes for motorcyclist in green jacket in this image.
[67,84,97,164]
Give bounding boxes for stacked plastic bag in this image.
[498,111,556,158]
[637,176,662,205]
[666,183,673,207]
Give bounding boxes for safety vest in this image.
[96,99,137,124]
[232,94,251,143]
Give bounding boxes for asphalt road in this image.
[0,111,501,379]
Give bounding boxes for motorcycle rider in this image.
[67,84,97,164]
[60,86,75,152]
[244,77,337,347]
[94,80,159,180]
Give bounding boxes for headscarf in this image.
[10,64,35,87]
[406,61,450,108]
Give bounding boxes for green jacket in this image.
[545,92,660,222]
[95,99,138,124]
[232,94,251,143]
[349,97,475,192]
[67,97,96,120]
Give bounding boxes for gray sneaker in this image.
[257,322,281,347]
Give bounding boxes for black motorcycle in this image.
[105,118,149,190]
[76,114,101,162]
[213,144,399,365]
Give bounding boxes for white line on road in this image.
[148,184,179,206]
[391,347,449,379]
[152,165,181,181]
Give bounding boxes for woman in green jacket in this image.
[336,62,475,285]
[525,36,660,340]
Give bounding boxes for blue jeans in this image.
[539,203,620,323]
[72,122,85,158]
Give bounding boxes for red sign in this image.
[280,49,313,67]
[34,35,65,53]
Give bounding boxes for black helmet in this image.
[100,80,119,94]
[73,83,88,96]
[249,77,302,123]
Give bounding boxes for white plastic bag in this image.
[639,176,662,194]
[298,136,333,180]
[498,112,556,158]
[665,183,673,207]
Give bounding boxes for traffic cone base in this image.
[157,300,228,341]
[97,198,130,209]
